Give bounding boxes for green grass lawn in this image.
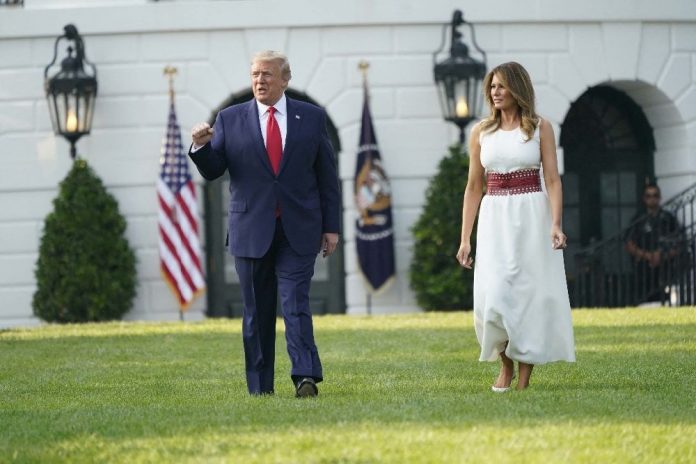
[1,308,695,463]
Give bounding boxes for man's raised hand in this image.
[191,122,214,147]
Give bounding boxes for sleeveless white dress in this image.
[474,125,575,364]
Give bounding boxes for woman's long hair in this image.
[479,62,539,141]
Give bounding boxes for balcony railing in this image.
[574,182,696,307]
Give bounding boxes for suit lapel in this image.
[245,99,274,174]
[279,98,303,175]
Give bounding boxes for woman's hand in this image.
[456,243,474,269]
[551,225,567,250]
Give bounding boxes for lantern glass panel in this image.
[435,78,449,121]
[437,76,458,122]
[463,76,482,118]
[82,91,96,133]
[47,93,61,134]
[454,79,471,118]
[74,91,85,133]
[57,93,69,133]
[66,91,78,133]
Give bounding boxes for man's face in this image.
[251,59,288,106]
[643,187,661,209]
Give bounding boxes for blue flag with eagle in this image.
[354,83,395,293]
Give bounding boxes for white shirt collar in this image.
[257,94,287,116]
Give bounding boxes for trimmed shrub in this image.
[33,159,137,322]
[409,144,475,311]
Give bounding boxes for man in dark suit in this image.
[189,50,340,397]
[625,183,681,304]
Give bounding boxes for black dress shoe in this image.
[295,377,318,398]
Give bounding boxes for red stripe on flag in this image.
[178,181,199,234]
[159,222,197,293]
[160,223,196,301]
[173,199,203,270]
[173,219,202,276]
[161,261,186,306]
[167,222,198,292]
[159,192,203,283]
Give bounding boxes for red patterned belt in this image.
[486,169,542,196]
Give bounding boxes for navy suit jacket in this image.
[189,97,341,258]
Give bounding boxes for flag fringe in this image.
[160,268,206,313]
[356,265,396,297]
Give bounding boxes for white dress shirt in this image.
[256,94,288,151]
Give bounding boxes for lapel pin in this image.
[295,114,301,119]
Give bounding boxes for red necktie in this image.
[266,107,282,175]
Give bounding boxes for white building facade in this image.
[1,0,695,327]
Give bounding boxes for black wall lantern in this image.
[44,24,98,160]
[432,10,487,145]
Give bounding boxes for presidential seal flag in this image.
[157,101,205,310]
[354,80,396,293]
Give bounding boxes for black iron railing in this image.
[574,183,696,307]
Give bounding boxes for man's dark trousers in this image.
[234,219,323,395]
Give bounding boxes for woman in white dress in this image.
[456,62,575,392]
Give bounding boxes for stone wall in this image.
[0,0,695,326]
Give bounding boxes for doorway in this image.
[560,85,656,300]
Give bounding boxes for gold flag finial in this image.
[163,65,178,102]
[358,60,369,83]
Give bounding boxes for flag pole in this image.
[164,65,177,105]
[358,60,373,317]
[163,65,184,322]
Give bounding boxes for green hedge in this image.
[33,160,137,322]
[409,144,475,311]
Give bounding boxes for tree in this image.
[33,159,137,322]
[409,144,475,310]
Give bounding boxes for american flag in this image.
[158,102,205,310]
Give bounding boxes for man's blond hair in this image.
[252,50,292,80]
